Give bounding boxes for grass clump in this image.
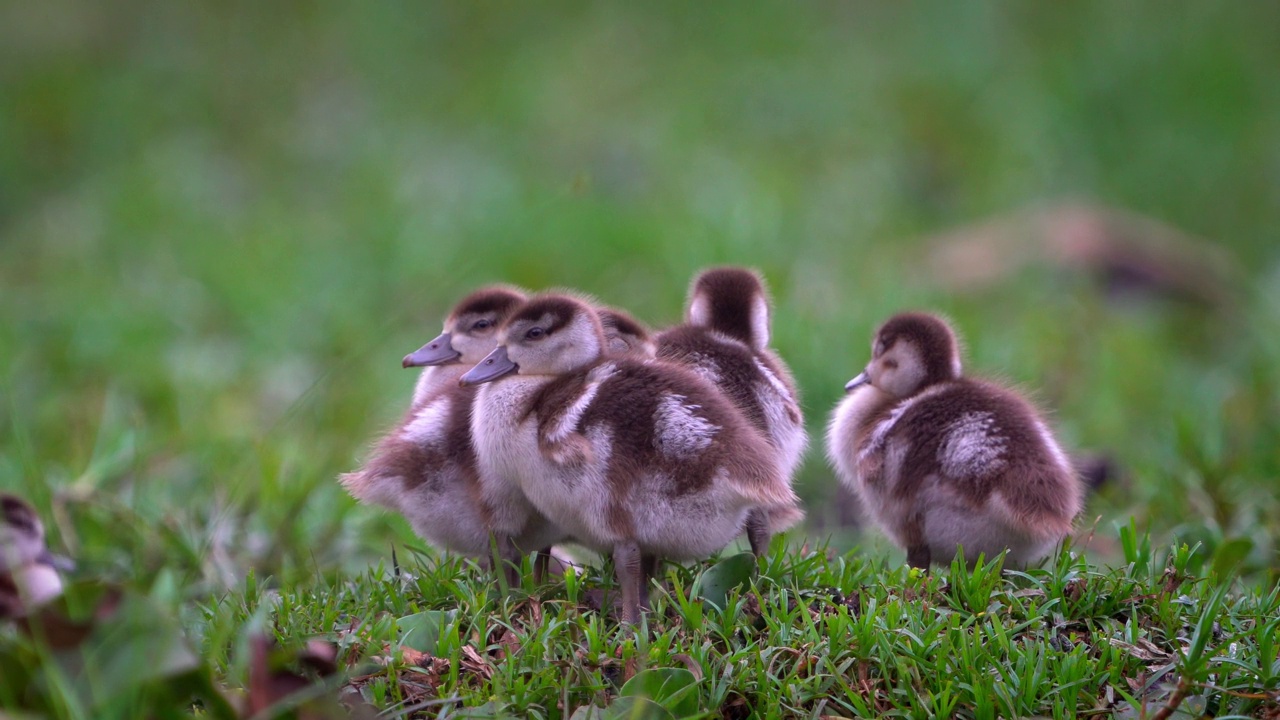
[163,539,1272,719]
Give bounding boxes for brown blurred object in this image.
[1074,453,1118,492]
[923,202,1239,308]
[246,635,374,720]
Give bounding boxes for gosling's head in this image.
[597,306,655,358]
[686,266,772,350]
[846,312,962,398]
[403,285,527,369]
[460,294,605,385]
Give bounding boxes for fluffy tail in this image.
[339,470,399,510]
[992,464,1082,541]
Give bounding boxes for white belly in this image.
[472,379,551,539]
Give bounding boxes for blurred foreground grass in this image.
[1,1,1279,715]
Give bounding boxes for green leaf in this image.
[1184,585,1228,668]
[397,609,457,654]
[693,553,756,610]
[449,700,519,719]
[600,696,676,720]
[619,668,700,717]
[1209,537,1252,581]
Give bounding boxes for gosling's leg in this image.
[746,509,771,557]
[906,545,932,569]
[614,542,644,626]
[904,512,931,569]
[638,554,662,612]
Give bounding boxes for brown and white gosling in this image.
[655,267,807,554]
[462,293,800,624]
[1,494,68,618]
[343,285,556,583]
[825,312,1083,569]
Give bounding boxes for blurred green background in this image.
[2,1,1279,589]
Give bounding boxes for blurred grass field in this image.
[2,0,1280,689]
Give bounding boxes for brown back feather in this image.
[869,379,1077,530]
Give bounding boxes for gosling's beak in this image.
[844,370,870,393]
[37,549,76,573]
[403,332,462,368]
[459,346,518,386]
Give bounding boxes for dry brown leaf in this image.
[1109,637,1173,662]
[401,646,432,668]
[460,644,493,680]
[495,628,521,661]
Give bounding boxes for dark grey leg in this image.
[904,511,930,569]
[906,545,931,569]
[746,508,771,557]
[614,542,643,625]
[638,554,661,612]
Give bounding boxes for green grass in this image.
[7,539,1279,718]
[2,1,1279,717]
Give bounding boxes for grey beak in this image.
[403,332,462,368]
[459,346,519,386]
[38,549,76,573]
[844,370,870,393]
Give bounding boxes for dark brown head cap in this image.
[686,266,771,349]
[505,293,601,338]
[875,312,963,386]
[1,494,38,537]
[446,285,527,324]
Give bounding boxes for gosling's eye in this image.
[525,327,546,340]
[472,319,492,331]
[883,359,899,370]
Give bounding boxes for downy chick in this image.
[462,293,799,624]
[656,267,808,553]
[343,285,558,582]
[825,312,1083,569]
[1,494,68,618]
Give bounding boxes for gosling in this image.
[656,267,807,554]
[826,312,1083,569]
[344,285,557,583]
